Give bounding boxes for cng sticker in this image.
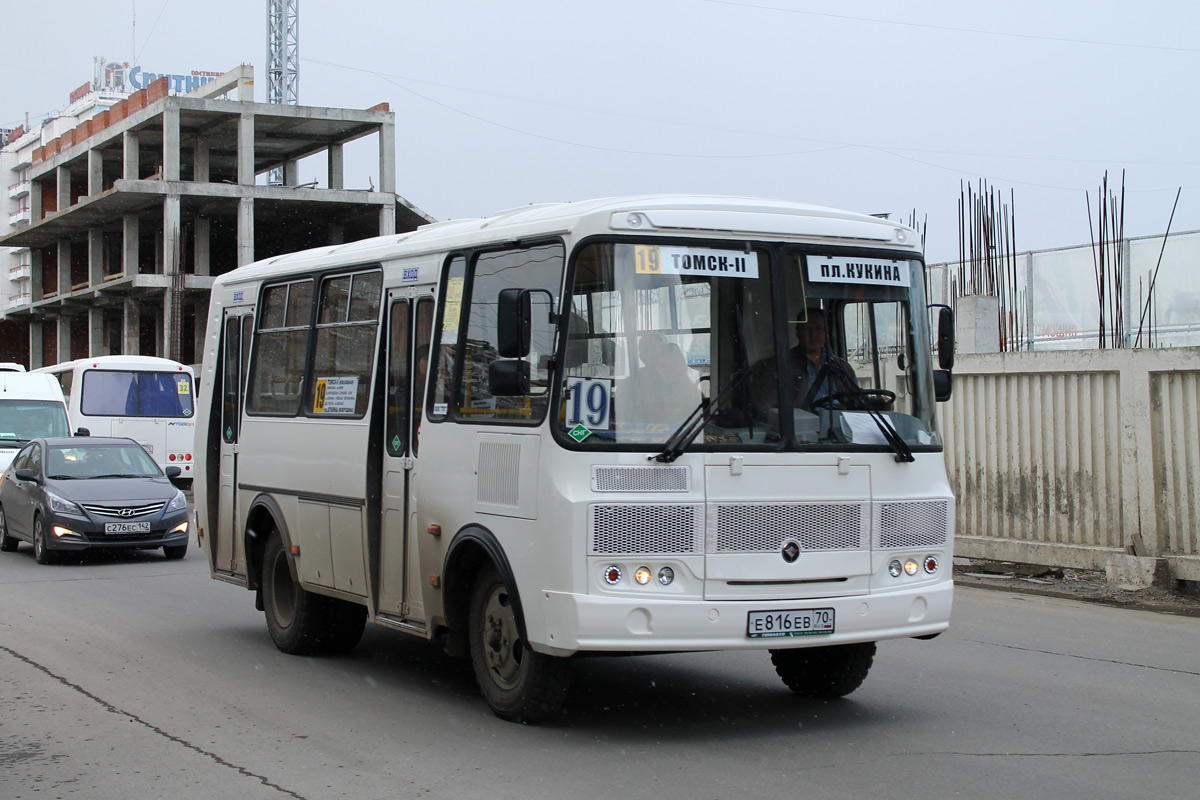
[391,434,402,452]
[568,424,592,443]
[225,426,233,439]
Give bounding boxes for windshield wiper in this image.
[46,474,77,480]
[815,366,914,463]
[91,473,138,479]
[654,366,750,464]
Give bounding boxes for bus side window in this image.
[248,279,314,416]
[429,256,466,421]
[451,243,564,424]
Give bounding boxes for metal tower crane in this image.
[266,0,299,184]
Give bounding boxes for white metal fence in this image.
[943,347,1200,580]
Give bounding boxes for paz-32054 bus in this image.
[194,196,956,722]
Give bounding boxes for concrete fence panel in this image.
[944,348,1200,580]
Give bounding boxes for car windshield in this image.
[556,241,941,452]
[0,400,71,447]
[46,443,162,479]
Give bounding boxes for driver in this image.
[752,308,859,413]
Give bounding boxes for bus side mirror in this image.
[488,360,530,396]
[74,427,90,437]
[933,369,953,402]
[497,288,532,358]
[936,306,955,370]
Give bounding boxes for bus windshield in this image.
[556,241,940,451]
[81,370,195,418]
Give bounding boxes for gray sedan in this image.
[0,437,189,564]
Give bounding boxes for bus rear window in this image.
[80,371,194,418]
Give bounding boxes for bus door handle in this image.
[401,456,415,470]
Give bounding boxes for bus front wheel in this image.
[262,532,327,655]
[467,565,570,722]
[770,642,877,698]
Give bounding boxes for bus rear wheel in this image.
[261,532,366,656]
[468,565,570,723]
[770,642,877,698]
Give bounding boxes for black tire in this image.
[33,515,57,565]
[467,565,570,722]
[770,642,877,699]
[0,505,18,552]
[163,543,188,560]
[319,599,368,655]
[261,531,366,656]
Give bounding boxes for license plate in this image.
[104,521,151,533]
[747,608,835,638]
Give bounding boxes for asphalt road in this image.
[1,543,1197,800]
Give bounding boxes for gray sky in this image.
[2,0,1197,263]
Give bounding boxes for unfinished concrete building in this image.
[0,67,431,367]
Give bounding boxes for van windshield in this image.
[0,400,71,445]
[80,370,194,418]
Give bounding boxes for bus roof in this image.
[38,356,194,374]
[216,195,921,286]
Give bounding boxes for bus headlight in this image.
[904,559,920,576]
[888,560,903,578]
[658,566,675,586]
[634,566,652,585]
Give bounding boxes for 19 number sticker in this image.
[565,377,611,430]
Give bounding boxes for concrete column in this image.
[88,306,105,357]
[237,197,254,266]
[194,137,210,183]
[123,130,140,180]
[29,321,43,369]
[123,215,139,275]
[29,180,42,222]
[379,204,396,236]
[57,316,71,363]
[163,196,181,276]
[123,298,140,355]
[88,149,104,196]
[57,165,71,211]
[328,143,344,190]
[195,217,211,276]
[88,227,103,287]
[284,158,299,186]
[57,240,71,296]
[238,112,254,186]
[163,293,176,361]
[30,249,42,301]
[163,102,180,182]
[378,120,395,194]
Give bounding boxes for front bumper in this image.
[533,579,953,656]
[46,515,189,551]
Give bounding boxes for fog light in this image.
[635,566,652,585]
[171,522,189,534]
[52,525,74,538]
[924,555,940,574]
[888,559,903,578]
[603,565,622,585]
[658,566,675,585]
[904,559,920,576]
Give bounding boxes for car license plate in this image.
[104,521,151,533]
[747,608,835,638]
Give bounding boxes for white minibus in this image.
[194,195,957,722]
[0,372,72,472]
[39,356,196,485]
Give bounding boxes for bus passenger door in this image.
[377,295,434,621]
[216,309,253,576]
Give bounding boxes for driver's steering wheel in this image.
[809,389,897,411]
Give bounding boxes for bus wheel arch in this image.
[442,526,524,657]
[243,494,293,593]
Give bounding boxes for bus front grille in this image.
[707,502,868,553]
[874,500,950,549]
[588,504,704,555]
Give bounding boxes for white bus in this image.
[194,196,957,722]
[39,356,197,486]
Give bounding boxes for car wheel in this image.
[769,642,877,699]
[467,564,570,722]
[0,505,18,552]
[33,515,57,565]
[163,543,187,560]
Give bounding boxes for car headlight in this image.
[46,490,86,517]
[165,491,187,513]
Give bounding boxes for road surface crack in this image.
[0,643,309,799]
